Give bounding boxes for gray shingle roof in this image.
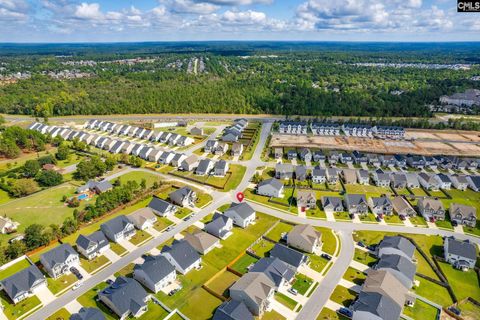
[269,243,307,268]
[98,276,148,316]
[0,265,45,302]
[76,231,109,254]
[225,202,255,220]
[250,257,295,288]
[148,197,177,214]
[377,236,415,259]
[101,215,132,235]
[376,254,416,283]
[213,299,254,320]
[351,291,401,320]
[161,240,201,270]
[205,213,232,238]
[445,238,477,261]
[257,178,283,191]
[70,307,106,320]
[41,244,78,270]
[134,255,175,284]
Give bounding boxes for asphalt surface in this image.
[26,119,480,320]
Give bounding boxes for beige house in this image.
[128,208,157,230]
[229,272,275,317]
[184,231,219,255]
[296,190,317,209]
[287,224,322,253]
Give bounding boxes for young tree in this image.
[11,179,39,197]
[23,160,40,178]
[55,144,70,160]
[61,217,78,235]
[4,241,27,259]
[24,224,50,249]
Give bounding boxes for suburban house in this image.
[70,308,105,320]
[376,253,416,287]
[450,175,469,191]
[231,143,244,157]
[100,215,136,243]
[161,240,202,274]
[435,174,452,190]
[127,208,157,230]
[340,169,356,185]
[0,216,19,234]
[184,230,220,254]
[467,175,480,192]
[345,194,368,215]
[224,202,256,228]
[407,155,426,169]
[352,151,368,164]
[76,180,113,194]
[0,265,47,304]
[196,159,215,176]
[326,168,338,184]
[171,153,187,167]
[214,160,229,177]
[295,165,308,181]
[312,167,326,184]
[339,153,353,164]
[362,269,415,308]
[296,190,317,210]
[133,255,176,293]
[110,140,125,154]
[357,169,370,185]
[287,224,322,253]
[310,122,341,136]
[275,163,294,180]
[147,149,163,163]
[76,231,110,260]
[418,198,445,221]
[380,155,397,167]
[278,121,308,135]
[257,179,284,198]
[250,257,295,288]
[204,212,233,239]
[299,148,312,162]
[394,155,407,167]
[392,196,416,217]
[215,142,229,156]
[368,154,381,167]
[190,127,204,136]
[372,171,390,187]
[176,136,195,147]
[40,243,80,279]
[139,147,153,160]
[273,148,283,159]
[328,151,340,165]
[180,155,199,172]
[418,173,440,191]
[376,236,415,261]
[269,243,308,269]
[213,300,254,320]
[405,173,420,189]
[205,140,218,153]
[391,173,407,189]
[449,203,477,227]
[169,187,197,207]
[157,151,175,164]
[229,272,275,317]
[369,196,393,216]
[444,237,477,271]
[98,276,151,319]
[321,196,344,213]
[148,196,178,217]
[313,151,326,162]
[342,124,373,137]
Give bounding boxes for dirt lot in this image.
[270,133,480,156]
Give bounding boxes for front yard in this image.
[129,230,153,246]
[46,273,78,295]
[329,285,358,307]
[80,255,110,274]
[292,274,314,295]
[0,292,42,320]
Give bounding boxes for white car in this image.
[72,282,83,291]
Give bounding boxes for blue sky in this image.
[0,0,479,42]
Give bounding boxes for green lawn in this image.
[333,211,352,221]
[411,188,428,197]
[0,292,42,320]
[45,308,71,320]
[265,222,293,241]
[306,206,327,219]
[229,254,258,274]
[329,285,358,307]
[435,218,454,230]
[136,302,169,320]
[359,213,378,223]
[412,276,453,306]
[0,182,89,245]
[129,230,152,246]
[118,170,162,188]
[176,207,192,219]
[457,299,480,320]
[309,254,330,273]
[249,238,275,258]
[80,255,110,274]
[316,308,349,320]
[403,299,439,320]
[114,263,135,278]
[292,274,314,295]
[47,273,78,295]
[384,214,403,224]
[317,227,338,256]
[153,217,173,232]
[275,292,298,310]
[343,267,367,285]
[109,242,128,256]
[353,249,377,267]
[409,216,428,226]
[344,184,392,197]
[438,261,480,301]
[263,310,286,320]
[0,258,31,280]
[206,270,239,297]
[244,188,297,214]
[218,164,246,191]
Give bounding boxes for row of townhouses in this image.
[221,118,249,142]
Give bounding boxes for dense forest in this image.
[0,42,479,118]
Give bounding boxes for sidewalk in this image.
[104,248,121,263]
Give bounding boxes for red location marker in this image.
[236,192,245,203]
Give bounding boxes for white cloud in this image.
[167,0,219,14]
[74,3,103,20]
[0,0,28,21]
[196,0,273,4]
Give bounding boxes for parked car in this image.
[349,213,355,219]
[375,216,381,222]
[338,307,353,317]
[288,288,298,296]
[448,307,461,316]
[357,241,366,247]
[452,220,458,227]
[367,245,376,251]
[70,267,83,280]
[321,253,332,260]
[399,215,406,221]
[72,283,83,291]
[106,279,114,285]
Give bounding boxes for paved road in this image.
[26,117,480,320]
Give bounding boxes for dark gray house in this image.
[0,265,47,304]
[148,196,178,217]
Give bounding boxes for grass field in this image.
[384,214,403,224]
[153,216,173,232]
[403,299,439,320]
[206,270,239,297]
[353,249,377,267]
[317,227,338,256]
[229,254,258,274]
[275,292,298,310]
[409,216,428,226]
[249,238,275,258]
[244,188,297,214]
[109,242,127,256]
[45,308,70,320]
[0,292,42,320]
[47,273,78,295]
[457,299,480,320]
[80,255,110,274]
[309,254,330,273]
[438,261,480,301]
[292,274,314,295]
[329,285,358,307]
[265,222,293,241]
[316,308,349,320]
[342,267,367,285]
[0,258,31,280]
[118,171,162,188]
[412,276,453,306]
[344,184,392,197]
[129,230,152,246]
